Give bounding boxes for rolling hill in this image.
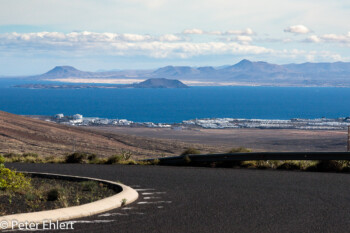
[0,111,216,158]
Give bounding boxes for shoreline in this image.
[44,78,350,87]
[29,115,350,130]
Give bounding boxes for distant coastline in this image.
[14,78,189,89]
[4,59,350,87]
[32,114,350,130]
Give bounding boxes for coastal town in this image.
[43,113,350,130]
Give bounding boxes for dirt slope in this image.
[0,111,220,158]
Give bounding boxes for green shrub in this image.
[181,148,201,155]
[314,160,344,172]
[106,155,123,164]
[87,154,97,161]
[0,168,31,191]
[80,181,98,191]
[3,153,20,158]
[65,152,88,163]
[22,153,39,158]
[182,155,191,164]
[277,162,300,170]
[228,147,252,153]
[0,155,4,169]
[47,188,60,201]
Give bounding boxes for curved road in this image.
[7,163,350,233]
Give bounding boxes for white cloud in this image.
[284,25,311,34]
[0,31,185,44]
[224,36,253,44]
[159,34,183,42]
[302,32,350,45]
[0,30,347,67]
[320,32,350,44]
[182,29,204,35]
[304,35,321,43]
[0,31,272,58]
[273,49,344,62]
[223,28,254,36]
[182,28,255,36]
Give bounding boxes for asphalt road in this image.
[7,163,350,233]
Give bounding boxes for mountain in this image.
[32,66,153,80]
[17,59,350,87]
[284,62,350,74]
[36,66,94,79]
[226,59,287,73]
[152,66,200,77]
[133,78,188,88]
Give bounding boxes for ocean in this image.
[0,79,350,123]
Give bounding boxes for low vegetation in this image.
[0,157,116,216]
[3,149,350,173]
[227,147,252,153]
[181,148,201,155]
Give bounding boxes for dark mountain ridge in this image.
[16,59,350,86]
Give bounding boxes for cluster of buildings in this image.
[52,113,171,128]
[182,118,350,130]
[52,113,350,130]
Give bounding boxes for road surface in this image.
[7,163,350,233]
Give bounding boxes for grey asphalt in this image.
[7,163,350,233]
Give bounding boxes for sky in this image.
[0,0,350,75]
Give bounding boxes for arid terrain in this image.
[0,111,348,160]
[0,111,223,158]
[91,126,348,152]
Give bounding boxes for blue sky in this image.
[0,0,349,75]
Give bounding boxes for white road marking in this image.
[141,192,166,195]
[134,188,156,191]
[98,213,129,217]
[137,201,172,205]
[143,196,161,200]
[72,220,115,224]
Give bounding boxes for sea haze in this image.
[0,79,349,123]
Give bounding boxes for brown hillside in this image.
[0,111,220,158]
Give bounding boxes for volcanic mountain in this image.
[19,59,350,87]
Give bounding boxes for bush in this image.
[182,155,191,164]
[0,155,4,169]
[65,152,88,163]
[22,153,39,158]
[80,181,98,192]
[228,147,252,153]
[277,162,300,170]
[106,155,123,164]
[0,168,31,191]
[3,153,19,158]
[87,154,97,161]
[314,160,344,172]
[181,148,201,156]
[47,188,60,201]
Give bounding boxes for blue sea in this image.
[0,78,350,123]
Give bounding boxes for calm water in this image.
[0,79,350,123]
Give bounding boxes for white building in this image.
[54,113,64,119]
[73,114,83,120]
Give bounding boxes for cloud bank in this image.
[284,25,311,34]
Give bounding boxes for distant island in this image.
[6,59,350,87]
[14,78,189,89]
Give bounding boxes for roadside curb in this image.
[0,172,139,230]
